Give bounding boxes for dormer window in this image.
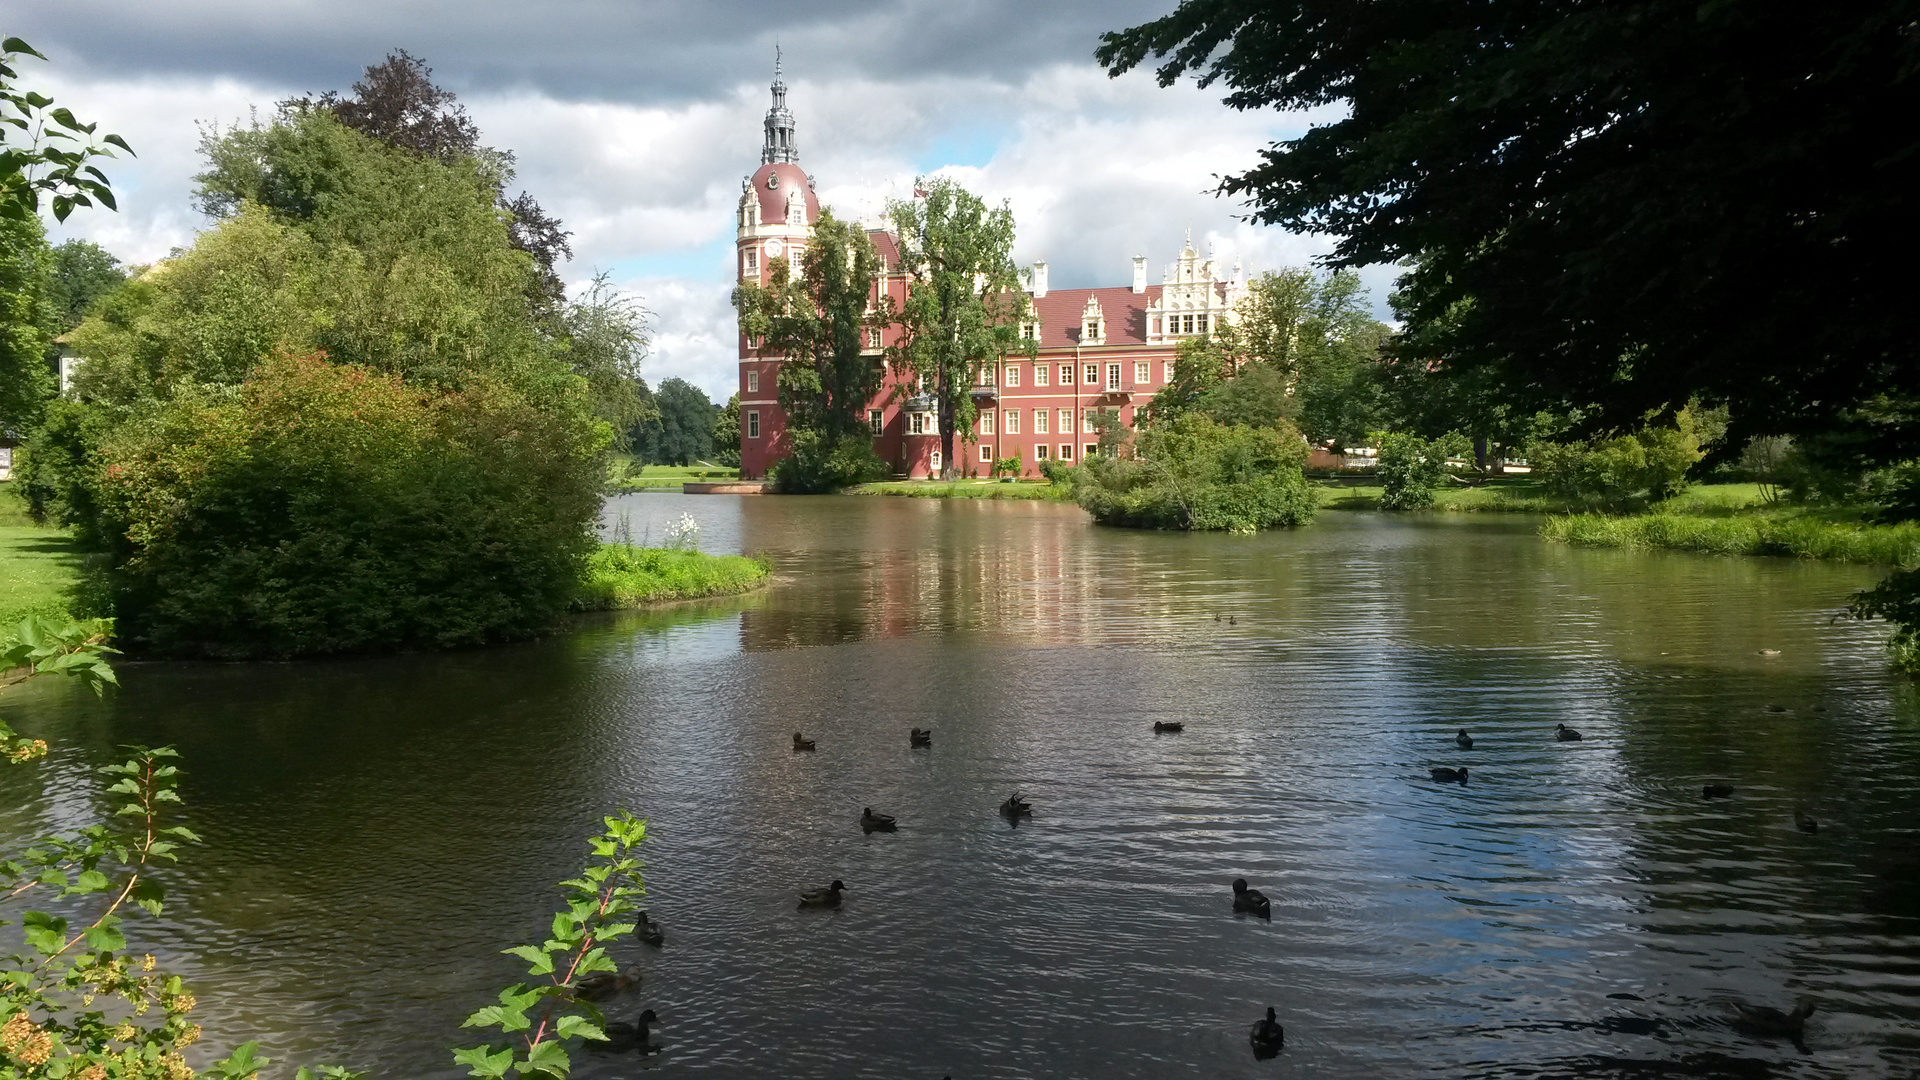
[1079,294,1106,345]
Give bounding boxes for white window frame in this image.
[1005,409,1019,434]
[1035,409,1049,435]
[1035,363,1049,387]
[1059,408,1072,434]
[979,443,994,462]
[869,409,884,436]
[910,412,925,435]
[1085,363,1099,385]
[1005,364,1021,387]
[1060,443,1074,461]
[1136,361,1150,384]
[747,410,761,439]
[747,370,759,393]
[1085,442,1099,460]
[1034,444,1049,461]
[931,450,943,474]
[1060,363,1074,385]
[980,411,994,435]
[1107,363,1121,391]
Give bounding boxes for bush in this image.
[1039,458,1075,487]
[1530,412,1702,509]
[1375,430,1469,511]
[768,429,888,493]
[1075,414,1316,532]
[91,352,605,658]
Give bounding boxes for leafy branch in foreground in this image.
[0,38,134,223]
[456,812,649,1078]
[1,616,358,1080]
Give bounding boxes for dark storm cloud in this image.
[13,0,1179,103]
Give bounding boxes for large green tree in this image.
[0,215,54,433]
[1098,2,1917,456]
[885,179,1027,478]
[46,239,126,331]
[631,377,715,466]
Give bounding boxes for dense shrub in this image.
[769,430,889,493]
[1530,412,1702,509]
[1375,430,1469,510]
[1039,458,1075,487]
[92,352,604,657]
[1075,414,1315,532]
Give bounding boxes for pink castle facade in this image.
[735,65,1245,480]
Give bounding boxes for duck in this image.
[910,727,932,747]
[572,965,640,1002]
[792,732,816,751]
[1702,783,1734,799]
[636,909,665,947]
[1732,997,1815,1039]
[1430,767,1468,783]
[1231,878,1271,919]
[1000,793,1033,817]
[1153,721,1184,733]
[1794,808,1819,834]
[860,807,898,832]
[798,879,846,908]
[1249,1006,1285,1057]
[1556,723,1582,742]
[595,1008,659,1053]
[1456,729,1474,750]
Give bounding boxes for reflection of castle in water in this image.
[732,502,1183,652]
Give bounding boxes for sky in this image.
[11,1,1393,405]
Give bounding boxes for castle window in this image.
[1085,442,1099,459]
[1059,409,1072,434]
[1004,409,1019,434]
[1163,360,1173,382]
[931,450,942,474]
[979,444,993,462]
[1136,362,1150,384]
[747,410,761,439]
[867,328,882,349]
[980,411,994,435]
[1085,363,1099,386]
[747,370,759,393]
[1005,364,1021,387]
[1107,364,1121,391]
[1034,409,1049,435]
[1034,444,1049,461]
[910,412,925,435]
[1183,315,1194,334]
[1060,363,1074,384]
[1197,314,1208,334]
[1082,409,1096,434]
[869,409,883,436]
[1035,364,1049,387]
[744,248,758,273]
[1059,443,1074,461]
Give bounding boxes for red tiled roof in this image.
[868,230,901,267]
[1031,285,1173,348]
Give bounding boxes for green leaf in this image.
[22,910,66,954]
[555,1014,606,1042]
[83,922,126,952]
[523,1038,571,1077]
[504,944,554,975]
[452,1044,516,1078]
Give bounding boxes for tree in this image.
[1075,413,1316,532]
[631,378,715,466]
[733,210,889,491]
[1098,3,1918,459]
[46,239,126,331]
[560,271,651,438]
[713,393,741,467]
[0,37,133,224]
[0,215,53,434]
[886,178,1028,478]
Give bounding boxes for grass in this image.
[573,544,771,610]
[849,479,1076,502]
[0,491,84,626]
[607,457,742,490]
[1542,510,1920,566]
[1313,476,1777,515]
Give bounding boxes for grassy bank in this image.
[574,544,771,610]
[1543,510,1920,566]
[0,493,84,625]
[1314,476,1773,514]
[607,458,741,491]
[850,479,1075,502]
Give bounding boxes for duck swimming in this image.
[860,807,897,832]
[1732,997,1815,1040]
[1153,721,1184,733]
[798,880,846,908]
[1249,1006,1285,1057]
[573,965,640,1002]
[910,728,932,747]
[1231,878,1271,919]
[636,909,664,947]
[1456,729,1474,750]
[1795,809,1820,834]
[1556,723,1583,742]
[1703,783,1734,799]
[1430,767,1468,783]
[594,1009,659,1053]
[793,732,816,751]
[1000,793,1033,817]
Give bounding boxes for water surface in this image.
[4,495,1917,1078]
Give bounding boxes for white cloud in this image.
[30,52,1392,408]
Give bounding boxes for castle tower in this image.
[736,52,821,479]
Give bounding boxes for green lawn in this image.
[850,479,1075,502]
[1312,476,1776,515]
[607,457,742,490]
[574,544,770,609]
[0,492,84,626]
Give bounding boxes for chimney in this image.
[1030,260,1048,299]
[1132,255,1147,294]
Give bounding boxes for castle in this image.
[735,61,1245,480]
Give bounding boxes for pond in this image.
[4,494,1918,1078]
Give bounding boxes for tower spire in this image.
[762,47,798,165]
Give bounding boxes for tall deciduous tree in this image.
[1098,2,1918,456]
[560,270,651,438]
[733,210,886,441]
[46,239,126,331]
[0,215,54,432]
[631,377,715,466]
[885,179,1027,477]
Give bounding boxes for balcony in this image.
[969,384,999,402]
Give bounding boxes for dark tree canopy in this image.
[1100,2,1920,459]
[47,239,126,331]
[631,377,716,466]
